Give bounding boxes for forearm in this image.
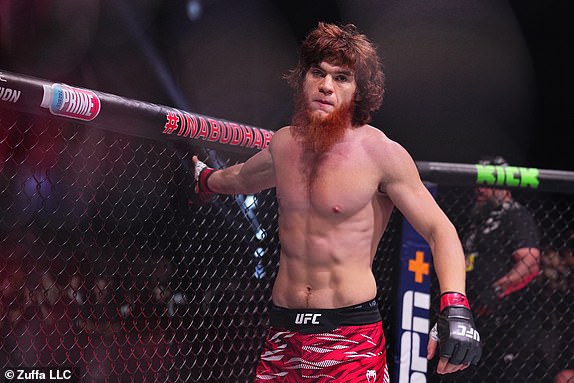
[195,148,275,195]
[496,262,538,286]
[430,224,467,295]
[207,164,246,195]
[494,247,540,294]
[209,164,275,195]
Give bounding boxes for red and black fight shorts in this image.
[254,300,389,382]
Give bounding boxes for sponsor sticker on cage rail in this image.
[41,83,101,121]
[162,110,273,150]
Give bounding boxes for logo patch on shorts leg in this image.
[366,369,376,383]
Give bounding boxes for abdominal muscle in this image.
[270,210,383,309]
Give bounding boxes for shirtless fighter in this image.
[192,22,481,382]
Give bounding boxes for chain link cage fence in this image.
[1,77,574,382]
[0,108,401,382]
[429,186,574,383]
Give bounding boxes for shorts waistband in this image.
[269,299,381,334]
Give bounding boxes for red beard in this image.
[291,96,354,153]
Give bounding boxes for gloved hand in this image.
[191,156,216,204]
[428,292,482,374]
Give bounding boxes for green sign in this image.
[475,165,539,188]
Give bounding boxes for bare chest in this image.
[275,147,381,217]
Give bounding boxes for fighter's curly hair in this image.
[284,22,385,126]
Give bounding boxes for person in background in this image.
[540,247,569,293]
[82,275,120,337]
[463,155,541,382]
[561,246,574,280]
[555,369,574,383]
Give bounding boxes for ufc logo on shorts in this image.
[294,313,322,325]
[454,324,480,341]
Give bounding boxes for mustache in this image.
[290,96,354,153]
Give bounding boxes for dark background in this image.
[1,0,572,170]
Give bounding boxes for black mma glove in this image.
[192,157,216,204]
[430,292,482,366]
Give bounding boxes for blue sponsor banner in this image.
[394,183,437,383]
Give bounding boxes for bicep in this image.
[383,151,449,242]
[212,129,287,194]
[387,178,448,242]
[237,148,276,193]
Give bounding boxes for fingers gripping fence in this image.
[1,70,573,382]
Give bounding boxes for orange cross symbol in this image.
[408,251,429,283]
